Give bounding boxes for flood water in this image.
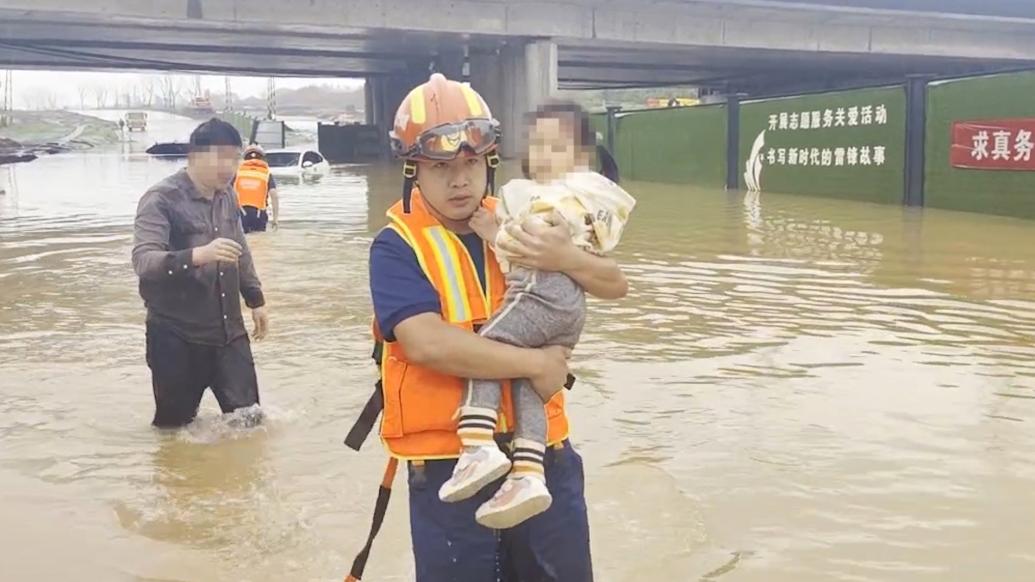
[1,113,1034,582]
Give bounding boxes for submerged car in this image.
[264,149,330,177]
[145,142,190,157]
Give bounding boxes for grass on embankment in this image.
[0,110,120,149]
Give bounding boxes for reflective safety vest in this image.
[234,159,270,210]
[377,189,571,460]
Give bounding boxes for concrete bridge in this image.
[2,0,1033,154]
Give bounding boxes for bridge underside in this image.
[3,1,1033,154]
[0,15,1027,92]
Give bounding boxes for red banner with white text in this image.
[951,118,1035,171]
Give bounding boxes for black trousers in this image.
[145,322,261,428]
[241,206,269,233]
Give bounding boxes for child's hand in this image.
[468,208,499,242]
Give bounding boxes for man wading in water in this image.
[132,119,269,428]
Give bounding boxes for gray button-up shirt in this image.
[132,168,265,346]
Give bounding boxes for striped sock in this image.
[457,406,498,449]
[511,438,546,482]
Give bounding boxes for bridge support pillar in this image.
[368,66,430,158]
[903,75,930,207]
[471,40,557,158]
[364,78,378,126]
[365,77,393,158]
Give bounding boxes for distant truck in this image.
[125,112,148,132]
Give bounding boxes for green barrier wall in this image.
[611,105,727,187]
[925,71,1035,219]
[738,86,906,204]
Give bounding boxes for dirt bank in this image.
[0,111,121,165]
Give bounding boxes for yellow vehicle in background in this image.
[646,97,699,108]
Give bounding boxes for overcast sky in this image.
[10,70,364,109]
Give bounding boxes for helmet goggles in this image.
[393,118,499,161]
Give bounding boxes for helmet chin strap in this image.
[486,150,500,199]
[401,161,417,214]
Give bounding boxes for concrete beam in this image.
[872,26,1035,60]
[558,64,721,86]
[0,44,394,76]
[676,0,1035,27]
[0,18,373,53]
[3,0,1035,62]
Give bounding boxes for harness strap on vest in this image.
[343,340,385,451]
[344,381,384,451]
[343,457,399,582]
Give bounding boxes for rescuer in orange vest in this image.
[234,144,280,233]
[353,72,629,582]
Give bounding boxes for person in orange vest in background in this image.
[234,144,280,233]
[360,73,629,581]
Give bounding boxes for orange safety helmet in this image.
[243,144,265,160]
[390,73,501,213]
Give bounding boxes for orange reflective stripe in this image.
[447,228,492,318]
[388,210,432,278]
[385,221,431,280]
[423,226,470,323]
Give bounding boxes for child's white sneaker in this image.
[439,445,511,503]
[475,475,552,529]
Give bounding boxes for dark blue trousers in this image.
[407,439,593,582]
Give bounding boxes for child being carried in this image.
[438,102,636,529]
